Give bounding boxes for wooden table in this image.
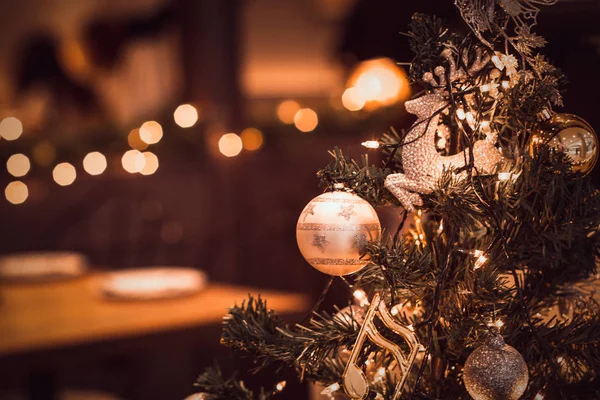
[0,274,309,356]
[0,274,310,400]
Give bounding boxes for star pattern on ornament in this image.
[312,234,330,253]
[352,233,367,250]
[302,203,316,221]
[338,204,355,221]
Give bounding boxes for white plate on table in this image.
[99,267,208,300]
[0,251,88,282]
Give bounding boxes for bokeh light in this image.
[139,121,163,145]
[174,104,199,128]
[347,58,409,107]
[341,87,366,111]
[293,108,318,132]
[5,181,28,204]
[6,154,31,177]
[276,100,301,124]
[33,141,56,167]
[53,163,76,186]
[240,128,264,151]
[83,152,107,176]
[128,128,149,150]
[140,151,159,175]
[0,117,23,141]
[121,150,146,173]
[218,133,243,157]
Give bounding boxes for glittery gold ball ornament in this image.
[296,190,381,276]
[529,113,598,176]
[463,335,529,400]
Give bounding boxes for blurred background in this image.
[0,0,599,399]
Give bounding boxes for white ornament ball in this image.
[296,190,381,276]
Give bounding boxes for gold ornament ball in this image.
[463,335,528,400]
[296,190,381,276]
[530,113,598,176]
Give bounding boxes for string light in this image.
[275,381,286,392]
[487,319,504,329]
[5,181,28,204]
[353,289,369,306]
[480,84,491,93]
[218,133,243,157]
[276,100,301,124]
[501,80,510,89]
[53,162,77,186]
[361,140,380,149]
[456,108,466,120]
[240,128,263,151]
[121,150,146,173]
[6,154,31,177]
[465,111,476,127]
[293,108,318,132]
[491,53,504,70]
[0,117,23,141]
[321,383,340,395]
[174,104,199,128]
[534,393,544,400]
[342,87,366,111]
[139,121,163,145]
[83,152,107,176]
[473,250,488,270]
[140,151,159,175]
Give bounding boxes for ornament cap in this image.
[487,333,506,350]
[536,107,552,122]
[333,182,346,190]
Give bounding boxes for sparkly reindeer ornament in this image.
[385,49,503,211]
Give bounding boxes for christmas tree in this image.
[194,1,600,399]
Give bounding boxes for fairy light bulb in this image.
[456,108,466,120]
[466,111,476,127]
[353,289,369,306]
[321,383,341,395]
[501,80,510,89]
[361,140,380,149]
[275,381,286,392]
